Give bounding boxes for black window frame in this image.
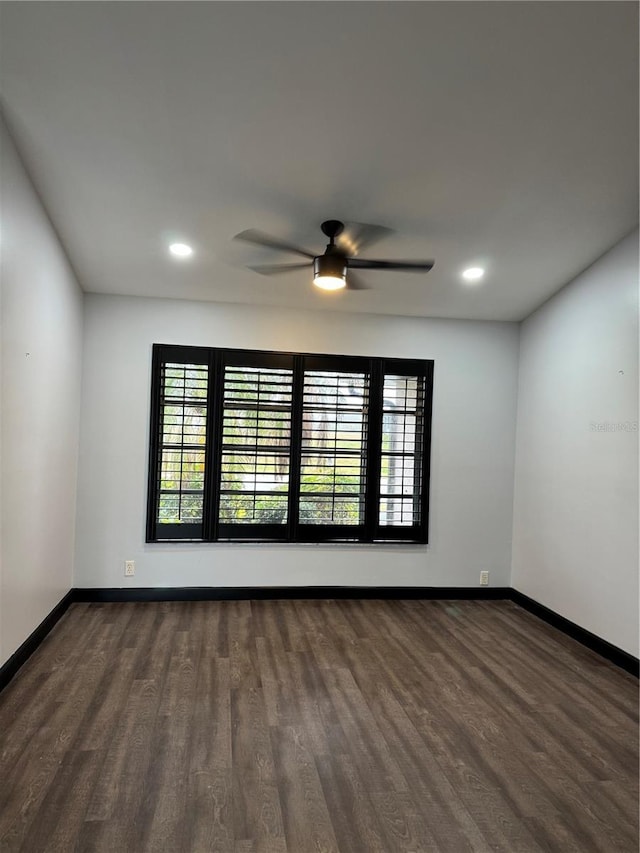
[146,344,433,544]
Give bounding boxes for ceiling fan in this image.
[233,220,435,291]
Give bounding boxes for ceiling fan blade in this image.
[348,258,435,272]
[248,262,312,276]
[233,229,315,259]
[346,271,371,291]
[337,222,394,256]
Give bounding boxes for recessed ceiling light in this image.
[169,242,193,258]
[462,267,484,282]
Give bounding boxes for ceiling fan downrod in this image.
[320,219,345,250]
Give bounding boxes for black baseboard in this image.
[2,586,636,695]
[510,589,639,678]
[0,590,75,693]
[74,585,512,602]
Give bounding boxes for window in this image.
[147,345,433,543]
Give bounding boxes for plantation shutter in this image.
[147,346,433,543]
[297,357,370,540]
[375,360,433,541]
[217,352,294,540]
[147,347,210,541]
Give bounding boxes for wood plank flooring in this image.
[0,599,637,852]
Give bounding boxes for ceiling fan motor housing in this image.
[314,253,347,280]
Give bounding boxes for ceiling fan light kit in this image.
[313,219,347,290]
[313,254,347,290]
[234,219,435,292]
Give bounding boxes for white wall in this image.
[0,116,84,666]
[512,230,639,656]
[75,295,519,590]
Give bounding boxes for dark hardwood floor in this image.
[0,598,637,852]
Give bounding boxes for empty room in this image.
[0,2,638,852]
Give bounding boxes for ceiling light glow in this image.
[462,267,485,282]
[169,242,193,258]
[313,275,346,291]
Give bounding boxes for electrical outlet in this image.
[479,570,489,586]
[124,560,135,577]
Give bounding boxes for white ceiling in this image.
[1,1,637,321]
